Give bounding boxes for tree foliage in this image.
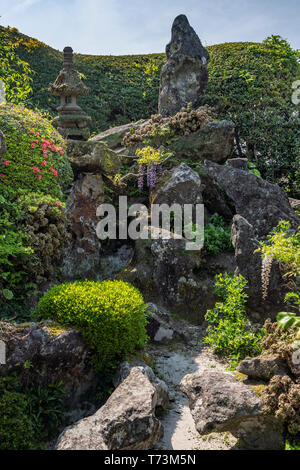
[0,28,32,102]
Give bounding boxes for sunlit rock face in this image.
[158,15,210,117]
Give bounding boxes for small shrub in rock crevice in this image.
[204,214,232,255]
[204,273,264,368]
[35,280,149,370]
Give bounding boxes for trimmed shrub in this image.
[0,104,73,198]
[35,280,148,368]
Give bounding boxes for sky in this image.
[0,0,299,55]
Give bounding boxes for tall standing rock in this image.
[158,15,210,117]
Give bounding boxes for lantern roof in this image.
[49,47,89,97]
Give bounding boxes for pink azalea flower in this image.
[54,201,62,207]
[32,166,40,174]
[38,174,42,180]
[29,130,34,134]
[3,161,10,166]
[31,144,35,149]
[50,167,58,178]
[41,160,47,166]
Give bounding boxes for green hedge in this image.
[35,280,148,369]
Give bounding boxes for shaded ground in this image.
[146,324,238,450]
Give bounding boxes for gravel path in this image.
[146,324,238,450]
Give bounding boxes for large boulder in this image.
[180,370,284,450]
[203,160,299,238]
[158,15,209,117]
[150,163,202,207]
[171,120,235,163]
[62,173,104,279]
[113,360,169,409]
[56,366,168,450]
[0,129,6,165]
[237,355,289,381]
[0,321,98,410]
[231,215,286,312]
[68,141,121,177]
[201,172,234,222]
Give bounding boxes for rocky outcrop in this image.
[0,130,6,164]
[203,160,299,238]
[0,321,98,410]
[180,370,284,449]
[150,163,202,207]
[237,355,289,381]
[56,365,168,450]
[158,15,209,117]
[68,141,121,177]
[62,173,104,279]
[90,120,148,149]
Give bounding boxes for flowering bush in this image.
[0,104,73,198]
[35,280,149,370]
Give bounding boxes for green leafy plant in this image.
[247,161,262,178]
[204,273,264,368]
[35,280,149,370]
[0,28,32,103]
[0,379,36,450]
[204,214,232,255]
[26,381,65,442]
[0,375,65,450]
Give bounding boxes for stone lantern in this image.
[49,46,91,140]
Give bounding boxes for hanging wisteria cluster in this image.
[138,164,163,190]
[136,147,165,190]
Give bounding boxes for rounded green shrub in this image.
[0,104,73,198]
[35,280,148,368]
